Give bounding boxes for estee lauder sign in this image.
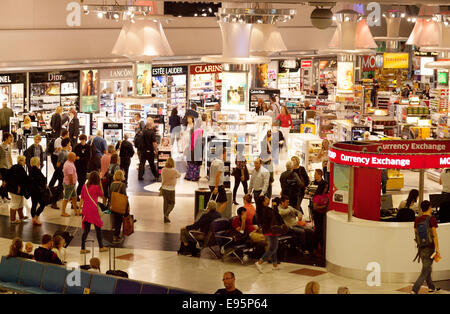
[190,64,222,75]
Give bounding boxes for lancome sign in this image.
[99,68,133,80]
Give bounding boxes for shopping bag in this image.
[123,215,134,236]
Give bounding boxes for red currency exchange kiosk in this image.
[328,140,450,221]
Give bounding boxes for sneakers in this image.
[99,247,108,252]
[255,262,263,273]
[80,249,91,254]
[429,288,441,294]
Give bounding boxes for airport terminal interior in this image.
[0,0,449,295]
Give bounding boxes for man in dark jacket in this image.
[50,106,63,139]
[179,200,221,255]
[138,119,159,181]
[73,134,91,197]
[118,134,135,183]
[24,134,45,172]
[279,160,304,211]
[68,108,80,148]
[34,234,63,265]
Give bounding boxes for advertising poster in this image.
[0,85,9,104]
[332,164,350,204]
[438,72,448,85]
[420,57,434,76]
[136,64,152,96]
[81,69,99,113]
[222,72,247,111]
[337,62,354,94]
[255,64,268,88]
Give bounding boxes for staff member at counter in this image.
[440,168,450,195]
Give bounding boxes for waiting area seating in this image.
[0,256,195,294]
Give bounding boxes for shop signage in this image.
[414,51,438,57]
[383,53,409,69]
[301,60,312,68]
[0,76,11,83]
[362,55,377,72]
[104,123,123,129]
[30,71,80,83]
[152,66,188,76]
[99,68,133,80]
[190,64,222,75]
[329,140,450,169]
[337,62,354,94]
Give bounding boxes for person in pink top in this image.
[79,171,108,254]
[100,145,115,178]
[61,152,78,217]
[275,106,293,153]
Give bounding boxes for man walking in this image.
[138,119,158,181]
[0,102,14,134]
[248,158,270,201]
[411,200,441,294]
[209,147,228,215]
[68,108,80,148]
[119,134,134,183]
[50,106,63,139]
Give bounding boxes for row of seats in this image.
[0,256,195,294]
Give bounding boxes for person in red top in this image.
[232,207,256,234]
[275,106,293,153]
[411,200,441,294]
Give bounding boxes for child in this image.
[24,242,33,255]
[88,257,101,273]
[52,235,66,264]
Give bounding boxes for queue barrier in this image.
[0,256,195,294]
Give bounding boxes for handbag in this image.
[122,214,134,236]
[110,183,128,215]
[42,187,52,205]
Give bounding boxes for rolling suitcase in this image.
[80,240,95,270]
[106,247,128,278]
[53,218,79,248]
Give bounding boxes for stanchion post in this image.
[419,169,425,206]
[348,166,354,222]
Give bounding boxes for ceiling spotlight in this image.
[407,17,411,22]
[97,12,104,19]
[257,18,263,24]
[194,13,198,17]
[83,5,89,15]
[391,14,395,18]
[202,13,207,17]
[131,18,135,23]
[345,16,350,22]
[208,8,212,13]
[332,16,337,21]
[401,13,406,18]
[382,13,386,18]
[445,21,449,26]
[113,13,120,20]
[412,18,416,23]
[432,16,438,22]
[127,10,132,16]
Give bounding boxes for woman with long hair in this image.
[254,195,282,273]
[80,171,108,254]
[7,237,32,259]
[396,189,419,222]
[184,118,203,181]
[275,106,293,153]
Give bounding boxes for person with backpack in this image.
[280,160,304,212]
[411,200,441,294]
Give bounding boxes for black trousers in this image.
[31,196,45,218]
[138,151,158,180]
[49,166,63,188]
[76,169,88,197]
[312,211,326,252]
[232,175,248,202]
[120,158,131,182]
[113,212,123,237]
[81,221,103,250]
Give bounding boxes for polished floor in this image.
[0,153,449,294]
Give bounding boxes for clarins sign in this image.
[190,64,222,75]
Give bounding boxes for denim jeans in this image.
[412,247,436,293]
[260,235,279,265]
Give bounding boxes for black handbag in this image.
[42,187,52,205]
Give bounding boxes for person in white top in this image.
[248,158,270,201]
[398,189,420,215]
[161,157,181,223]
[440,168,450,195]
[209,148,228,214]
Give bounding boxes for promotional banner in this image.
[337,62,354,94]
[81,69,99,113]
[136,64,152,96]
[222,72,247,111]
[420,57,435,76]
[383,53,409,69]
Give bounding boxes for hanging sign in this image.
[189,64,222,75]
[383,53,409,69]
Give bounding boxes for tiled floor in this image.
[0,155,448,294]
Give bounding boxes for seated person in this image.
[398,189,420,215]
[7,237,33,259]
[278,195,314,254]
[178,201,221,256]
[231,207,268,247]
[24,242,34,256]
[88,257,101,273]
[34,234,63,265]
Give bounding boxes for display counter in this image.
[326,211,450,283]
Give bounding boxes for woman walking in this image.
[232,144,249,205]
[161,157,180,223]
[108,170,129,243]
[169,108,181,150]
[254,195,282,272]
[6,155,29,224]
[80,171,108,254]
[275,106,293,153]
[184,118,203,181]
[29,157,47,226]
